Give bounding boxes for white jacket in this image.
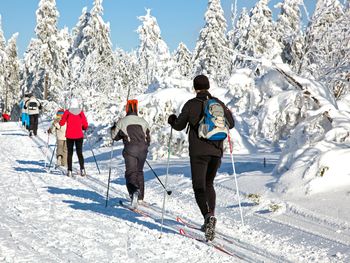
[50,119,67,141]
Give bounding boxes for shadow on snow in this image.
[46,186,177,235]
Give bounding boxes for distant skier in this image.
[111,99,150,208]
[167,75,235,241]
[48,109,67,167]
[59,98,88,177]
[24,94,42,136]
[20,94,31,130]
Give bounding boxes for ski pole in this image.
[145,159,172,195]
[105,141,114,207]
[85,133,101,174]
[48,143,57,170]
[228,132,244,226]
[44,132,50,168]
[160,127,173,238]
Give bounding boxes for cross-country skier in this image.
[111,99,150,208]
[24,94,42,136]
[167,75,235,241]
[59,98,88,177]
[48,109,67,167]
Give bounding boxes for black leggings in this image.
[29,114,39,135]
[66,138,84,171]
[190,156,221,218]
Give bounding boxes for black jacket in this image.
[171,90,234,157]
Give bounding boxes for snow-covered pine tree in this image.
[244,0,282,62]
[70,0,117,122]
[174,42,192,78]
[298,0,347,97]
[231,8,250,66]
[192,0,231,84]
[275,0,304,65]
[4,33,21,115]
[0,16,7,112]
[22,0,70,106]
[136,9,174,89]
[114,49,142,101]
[227,0,238,46]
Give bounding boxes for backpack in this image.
[28,101,38,111]
[197,98,228,141]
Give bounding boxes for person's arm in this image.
[80,111,88,130]
[111,120,123,141]
[169,101,190,131]
[224,105,235,129]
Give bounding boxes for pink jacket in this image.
[59,110,88,139]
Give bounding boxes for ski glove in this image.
[168,114,177,126]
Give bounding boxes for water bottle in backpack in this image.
[198,98,228,141]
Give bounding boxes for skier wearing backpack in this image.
[59,98,88,177]
[24,94,42,136]
[111,99,150,208]
[167,74,234,241]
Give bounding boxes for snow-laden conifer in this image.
[0,16,6,111]
[244,0,282,61]
[174,42,192,78]
[275,0,304,65]
[4,33,20,115]
[22,0,70,106]
[70,0,117,122]
[299,0,348,97]
[136,9,174,88]
[231,8,250,66]
[192,0,231,84]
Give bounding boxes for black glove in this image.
[168,114,177,126]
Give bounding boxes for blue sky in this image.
[0,0,316,57]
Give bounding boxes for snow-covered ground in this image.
[0,121,349,262]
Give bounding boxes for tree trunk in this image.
[44,73,49,100]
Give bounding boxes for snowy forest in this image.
[0,0,350,186]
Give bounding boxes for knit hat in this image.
[56,109,64,118]
[193,75,210,90]
[69,98,79,109]
[126,99,138,114]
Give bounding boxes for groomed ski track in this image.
[0,122,349,262]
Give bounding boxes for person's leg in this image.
[62,140,68,167]
[190,156,210,217]
[205,156,221,216]
[66,139,74,172]
[136,153,147,200]
[123,151,140,197]
[56,140,64,166]
[29,115,35,135]
[33,114,39,135]
[75,138,84,170]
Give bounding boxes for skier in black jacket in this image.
[111,100,150,208]
[168,75,234,241]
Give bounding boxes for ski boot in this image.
[130,190,140,209]
[80,169,86,177]
[204,215,217,241]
